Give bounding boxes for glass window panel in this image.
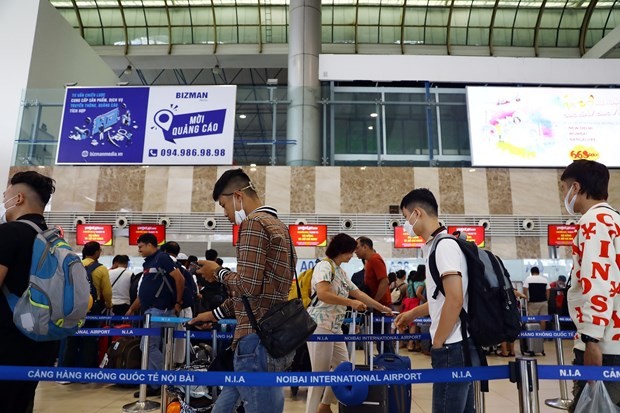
[512,28,534,46]
[425,7,450,26]
[217,26,238,43]
[404,7,427,26]
[403,26,425,44]
[439,104,470,156]
[84,28,104,45]
[491,28,512,46]
[380,26,400,44]
[215,7,238,25]
[98,8,123,25]
[584,28,603,49]
[450,27,468,45]
[385,91,425,103]
[103,28,126,45]
[557,29,579,47]
[468,8,493,26]
[513,8,538,28]
[191,8,215,26]
[237,7,259,24]
[334,104,378,155]
[333,26,355,43]
[587,10,608,29]
[467,28,489,46]
[238,26,259,42]
[168,7,191,25]
[451,9,471,27]
[493,8,517,28]
[192,26,212,44]
[58,9,80,27]
[171,26,193,44]
[124,8,147,26]
[264,26,287,43]
[80,9,103,27]
[379,7,402,26]
[147,27,169,44]
[425,27,447,44]
[127,27,149,44]
[540,9,563,28]
[332,7,356,24]
[321,25,334,43]
[606,10,619,31]
[357,26,379,43]
[538,28,558,47]
[559,9,585,29]
[322,6,333,24]
[144,8,168,26]
[384,104,436,156]
[358,6,380,24]
[267,7,288,25]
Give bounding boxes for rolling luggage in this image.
[338,312,388,413]
[520,322,545,356]
[374,316,412,413]
[101,337,142,370]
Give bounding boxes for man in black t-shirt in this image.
[0,171,58,413]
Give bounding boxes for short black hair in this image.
[416,264,426,279]
[561,160,609,200]
[399,188,439,217]
[408,270,417,282]
[326,233,358,259]
[531,266,540,275]
[356,236,373,250]
[162,241,181,255]
[205,249,218,261]
[215,258,224,266]
[112,255,130,265]
[137,233,158,247]
[396,269,406,279]
[10,171,55,206]
[82,241,101,258]
[187,255,198,263]
[212,168,257,201]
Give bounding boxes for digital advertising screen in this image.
[548,224,579,246]
[289,225,328,247]
[128,224,166,246]
[57,85,236,165]
[466,86,620,167]
[448,226,486,248]
[76,224,113,246]
[393,226,425,248]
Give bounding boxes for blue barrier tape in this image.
[518,330,575,339]
[74,328,160,337]
[218,319,238,325]
[172,331,234,340]
[85,315,144,322]
[411,316,574,325]
[538,365,620,381]
[308,334,431,342]
[0,365,510,386]
[150,316,192,324]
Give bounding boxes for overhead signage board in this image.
[393,226,425,248]
[56,86,236,165]
[76,224,113,246]
[289,225,328,247]
[548,224,579,246]
[467,86,620,167]
[128,224,166,246]
[448,225,486,248]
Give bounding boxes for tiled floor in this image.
[33,341,575,412]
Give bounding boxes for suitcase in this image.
[373,315,412,413]
[101,337,142,370]
[98,323,132,366]
[419,323,431,354]
[339,312,389,413]
[520,322,545,356]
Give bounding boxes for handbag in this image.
[241,238,317,359]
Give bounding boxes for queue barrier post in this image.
[161,326,175,409]
[545,314,573,410]
[510,357,541,413]
[474,380,486,413]
[122,313,160,412]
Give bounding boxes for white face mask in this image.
[403,210,419,237]
[232,195,247,225]
[0,195,18,225]
[564,185,578,216]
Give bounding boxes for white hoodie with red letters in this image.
[567,202,620,354]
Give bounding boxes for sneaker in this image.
[134,387,161,398]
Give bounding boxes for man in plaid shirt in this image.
[191,168,296,413]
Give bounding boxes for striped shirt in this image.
[213,206,296,346]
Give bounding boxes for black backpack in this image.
[129,271,142,306]
[429,232,522,348]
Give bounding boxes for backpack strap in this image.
[309,258,336,307]
[111,269,126,288]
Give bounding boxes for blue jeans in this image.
[141,308,175,389]
[213,334,295,413]
[431,338,480,413]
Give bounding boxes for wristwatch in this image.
[581,334,600,344]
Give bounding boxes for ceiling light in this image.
[370,113,378,118]
[368,126,374,130]
[239,114,247,119]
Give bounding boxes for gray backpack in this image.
[1,220,90,341]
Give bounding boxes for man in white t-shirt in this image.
[108,255,133,316]
[395,188,479,413]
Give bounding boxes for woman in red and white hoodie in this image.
[561,160,620,412]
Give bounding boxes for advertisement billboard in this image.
[393,226,425,248]
[467,86,620,167]
[289,225,328,247]
[548,224,579,246]
[57,86,236,165]
[76,224,113,246]
[447,225,486,248]
[128,224,166,246]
